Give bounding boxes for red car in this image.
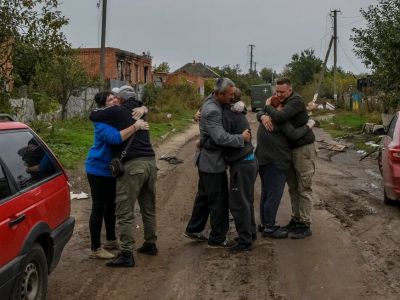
[0,115,74,299]
[378,111,400,205]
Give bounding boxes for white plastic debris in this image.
[326,102,336,110]
[356,150,367,155]
[365,141,380,148]
[70,192,89,200]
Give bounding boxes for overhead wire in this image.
[338,39,362,74]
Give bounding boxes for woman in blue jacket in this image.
[85,91,148,259]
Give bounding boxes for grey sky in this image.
[60,0,376,74]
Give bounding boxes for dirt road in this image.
[47,113,400,300]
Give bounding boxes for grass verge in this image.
[30,109,196,169]
[319,110,382,152]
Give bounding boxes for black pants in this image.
[87,174,117,250]
[186,170,229,244]
[229,159,257,245]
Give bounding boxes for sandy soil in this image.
[46,113,400,300]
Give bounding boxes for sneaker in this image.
[207,239,236,249]
[89,247,115,260]
[290,224,312,239]
[105,251,135,268]
[137,242,158,256]
[184,231,208,242]
[263,227,288,239]
[229,243,252,253]
[257,224,265,232]
[281,219,300,232]
[104,239,120,250]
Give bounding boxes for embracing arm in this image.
[279,122,311,141]
[203,109,244,148]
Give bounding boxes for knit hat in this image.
[118,85,137,101]
[111,87,120,96]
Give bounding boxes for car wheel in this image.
[378,149,383,176]
[384,189,398,206]
[12,243,48,300]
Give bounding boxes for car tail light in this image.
[389,147,400,162]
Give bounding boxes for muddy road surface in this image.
[47,113,400,299]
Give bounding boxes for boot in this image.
[105,251,135,268]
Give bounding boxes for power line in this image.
[338,39,362,74]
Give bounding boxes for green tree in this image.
[0,0,68,90]
[351,0,400,111]
[283,49,322,89]
[154,62,170,73]
[259,67,277,84]
[33,50,92,120]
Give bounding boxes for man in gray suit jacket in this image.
[184,78,251,248]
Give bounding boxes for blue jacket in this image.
[85,122,123,177]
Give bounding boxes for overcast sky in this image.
[59,0,376,74]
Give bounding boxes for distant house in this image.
[166,61,219,95]
[152,71,168,88]
[77,47,153,88]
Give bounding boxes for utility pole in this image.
[99,0,107,88]
[254,62,257,73]
[249,44,255,73]
[332,9,340,103]
[313,37,334,102]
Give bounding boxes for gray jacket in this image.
[198,95,244,173]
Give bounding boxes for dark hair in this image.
[94,91,112,107]
[276,78,292,86]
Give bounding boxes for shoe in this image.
[105,251,135,268]
[89,247,115,259]
[137,242,158,256]
[229,243,252,253]
[262,227,288,239]
[207,239,236,249]
[281,219,300,232]
[257,224,265,232]
[103,239,120,250]
[184,231,208,242]
[290,224,312,239]
[234,234,257,244]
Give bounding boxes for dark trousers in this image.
[186,170,229,244]
[229,159,257,245]
[259,164,287,227]
[87,174,117,250]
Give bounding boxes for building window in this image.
[117,61,124,81]
[144,66,149,83]
[135,64,139,82]
[126,63,131,82]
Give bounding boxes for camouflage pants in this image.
[287,143,317,225]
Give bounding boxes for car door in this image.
[0,129,65,267]
[382,113,398,193]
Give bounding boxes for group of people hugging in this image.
[84,77,316,268]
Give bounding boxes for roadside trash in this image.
[326,102,335,110]
[166,113,172,119]
[356,150,367,155]
[70,192,89,200]
[159,154,184,164]
[365,141,380,148]
[318,140,346,152]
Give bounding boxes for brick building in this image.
[77,47,152,87]
[166,61,219,95]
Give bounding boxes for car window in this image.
[0,130,60,190]
[0,164,11,200]
[387,115,398,139]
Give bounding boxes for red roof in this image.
[0,122,29,130]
